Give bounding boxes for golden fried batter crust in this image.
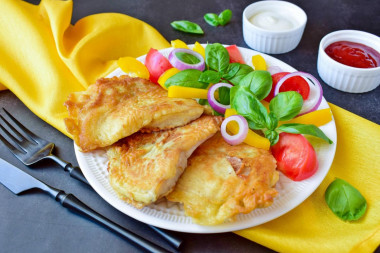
[167,133,279,225]
[107,115,223,208]
[64,76,204,152]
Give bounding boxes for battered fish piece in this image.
[107,115,223,208]
[64,76,204,152]
[167,133,279,225]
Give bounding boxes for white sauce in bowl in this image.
[249,11,296,31]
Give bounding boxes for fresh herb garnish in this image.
[232,87,332,145]
[269,91,304,121]
[239,70,272,100]
[325,178,367,221]
[204,9,232,26]
[163,42,332,146]
[205,43,230,73]
[170,20,204,34]
[198,70,222,84]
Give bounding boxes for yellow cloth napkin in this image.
[0,0,170,135]
[236,104,380,253]
[1,1,379,252]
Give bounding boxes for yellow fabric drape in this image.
[0,1,379,252]
[0,0,170,136]
[236,104,380,253]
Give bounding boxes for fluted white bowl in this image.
[242,0,307,54]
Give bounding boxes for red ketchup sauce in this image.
[325,41,380,68]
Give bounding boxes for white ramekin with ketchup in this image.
[317,30,380,93]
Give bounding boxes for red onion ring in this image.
[273,71,323,115]
[207,83,233,114]
[221,115,249,145]
[168,48,205,71]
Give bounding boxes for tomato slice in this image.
[145,48,173,83]
[264,72,310,102]
[226,45,245,64]
[271,132,318,181]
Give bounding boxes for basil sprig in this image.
[204,9,232,27]
[232,87,332,145]
[325,178,367,221]
[171,20,204,34]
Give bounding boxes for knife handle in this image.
[55,192,171,253]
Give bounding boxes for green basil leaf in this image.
[269,91,303,121]
[277,123,333,144]
[170,20,204,34]
[198,70,222,84]
[227,64,253,85]
[218,86,230,105]
[239,70,272,100]
[205,43,230,73]
[229,85,239,106]
[165,69,208,88]
[325,178,367,221]
[231,86,268,129]
[218,9,232,26]
[264,129,279,145]
[175,52,201,64]
[204,13,220,27]
[266,112,279,130]
[222,63,241,80]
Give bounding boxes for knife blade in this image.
[0,158,172,253]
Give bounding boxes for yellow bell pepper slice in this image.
[252,54,267,71]
[279,108,333,127]
[225,108,270,150]
[168,86,208,99]
[157,68,180,90]
[117,57,150,79]
[193,41,205,59]
[171,39,189,49]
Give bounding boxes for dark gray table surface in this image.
[1,0,379,252]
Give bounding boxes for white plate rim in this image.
[74,45,337,233]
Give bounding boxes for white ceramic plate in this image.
[75,45,337,233]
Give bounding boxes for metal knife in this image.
[0,158,173,253]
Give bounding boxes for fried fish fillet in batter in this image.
[167,133,279,225]
[64,76,204,152]
[107,115,223,208]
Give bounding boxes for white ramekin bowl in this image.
[242,1,307,54]
[317,30,380,93]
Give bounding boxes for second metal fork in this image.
[0,108,88,184]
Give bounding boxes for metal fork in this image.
[0,108,88,184]
[0,107,183,249]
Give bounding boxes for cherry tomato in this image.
[271,132,318,181]
[264,72,310,102]
[145,48,173,83]
[226,45,245,64]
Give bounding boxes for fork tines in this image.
[0,108,39,156]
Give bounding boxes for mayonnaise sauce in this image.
[249,11,295,31]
